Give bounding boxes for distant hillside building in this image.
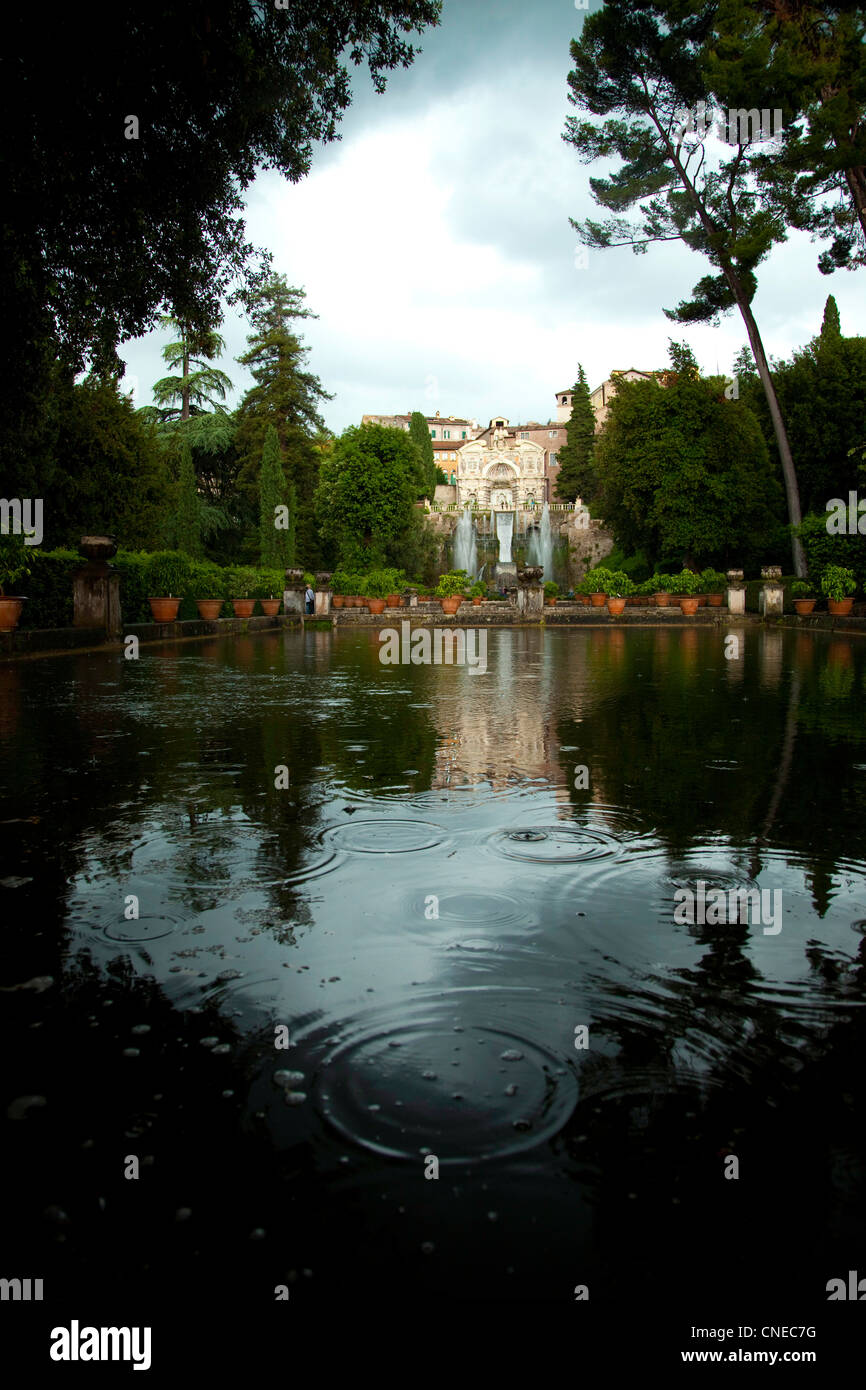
[361,410,481,441]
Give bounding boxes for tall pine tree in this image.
[175,440,203,558]
[554,366,596,503]
[259,424,294,568]
[409,411,437,498]
[235,275,332,565]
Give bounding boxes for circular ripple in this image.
[488,825,619,863]
[315,1016,578,1162]
[104,915,178,943]
[410,889,531,930]
[321,819,445,855]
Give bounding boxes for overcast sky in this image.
[119,0,864,434]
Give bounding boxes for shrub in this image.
[791,579,814,599]
[0,533,33,596]
[606,571,636,597]
[114,551,151,623]
[667,569,701,595]
[579,566,613,594]
[435,570,468,598]
[700,567,727,593]
[651,573,674,592]
[16,549,78,628]
[544,581,559,598]
[820,564,857,601]
[796,512,866,592]
[144,550,192,598]
[188,560,227,601]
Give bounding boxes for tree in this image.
[259,425,294,568]
[554,366,596,502]
[409,411,437,498]
[235,275,333,564]
[151,317,233,422]
[733,295,866,514]
[314,424,426,569]
[175,441,203,559]
[703,0,866,274]
[46,372,168,550]
[565,0,807,573]
[1,3,441,384]
[592,341,783,568]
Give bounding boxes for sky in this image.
[118,0,865,435]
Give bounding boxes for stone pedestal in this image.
[284,568,306,617]
[758,565,784,618]
[726,569,746,616]
[516,566,544,616]
[495,562,517,589]
[314,571,332,617]
[73,536,121,636]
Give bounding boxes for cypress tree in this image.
[176,440,202,557]
[409,410,436,497]
[259,424,290,568]
[554,365,597,503]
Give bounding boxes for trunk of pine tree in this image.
[844,164,866,245]
[181,342,190,422]
[729,282,806,577]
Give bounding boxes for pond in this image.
[2,625,865,1338]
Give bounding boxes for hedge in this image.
[15,549,291,629]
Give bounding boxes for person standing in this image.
[304,583,315,615]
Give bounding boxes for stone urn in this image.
[517,567,544,585]
[79,535,118,564]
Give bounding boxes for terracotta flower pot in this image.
[195,599,223,620]
[0,597,26,631]
[259,599,281,616]
[607,597,627,616]
[386,594,402,607]
[232,599,255,617]
[654,591,670,606]
[367,598,386,615]
[707,593,723,606]
[828,597,854,616]
[332,596,345,608]
[590,592,607,607]
[148,597,181,622]
[545,597,557,606]
[696,594,708,606]
[793,598,816,616]
[440,595,462,615]
[679,596,700,616]
[472,596,482,606]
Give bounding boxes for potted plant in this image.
[0,533,31,631]
[820,564,857,615]
[228,566,257,618]
[362,571,391,615]
[606,572,634,617]
[790,579,816,616]
[190,562,226,620]
[672,569,701,615]
[469,581,486,606]
[701,568,726,607]
[145,551,190,622]
[383,569,406,607]
[581,567,612,606]
[652,573,673,606]
[544,581,559,607]
[436,570,467,614]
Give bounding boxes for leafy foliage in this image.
[314,423,426,571]
[819,563,857,600]
[554,366,596,503]
[409,412,437,499]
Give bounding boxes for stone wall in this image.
[559,516,615,588]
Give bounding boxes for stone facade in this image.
[456,418,547,510]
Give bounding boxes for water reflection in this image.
[1,625,865,1315]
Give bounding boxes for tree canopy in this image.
[592,341,783,568]
[554,366,596,503]
[314,423,431,571]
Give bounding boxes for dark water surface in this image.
[2,625,866,1344]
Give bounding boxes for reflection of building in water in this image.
[425,631,609,810]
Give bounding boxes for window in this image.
[519,431,528,440]
[549,430,556,438]
[461,430,467,438]
[549,453,557,466]
[430,429,436,438]
[443,429,451,439]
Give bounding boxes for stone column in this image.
[403,588,418,609]
[283,567,306,617]
[516,566,544,616]
[758,565,784,618]
[726,568,746,616]
[73,536,122,637]
[314,572,332,617]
